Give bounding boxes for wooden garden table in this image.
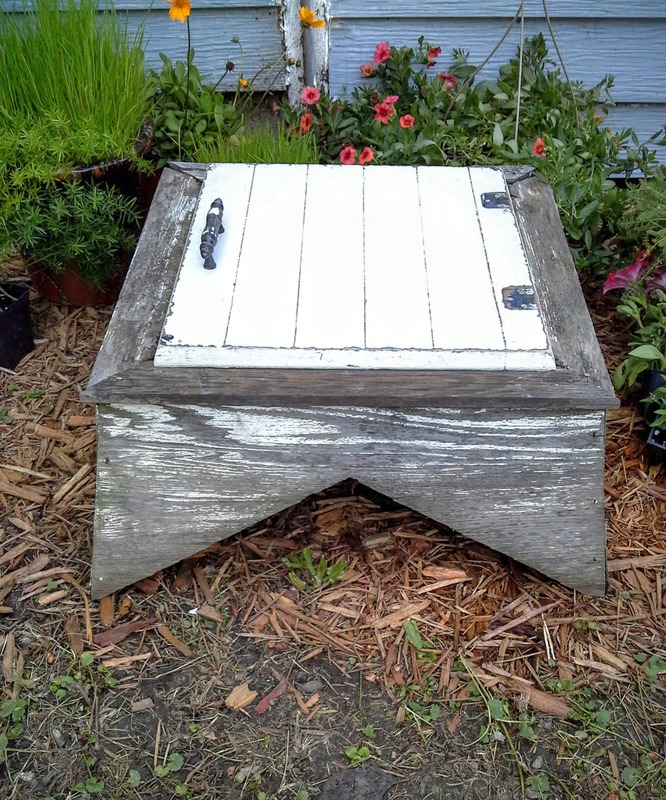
[84,162,618,598]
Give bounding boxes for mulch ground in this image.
[1,258,665,798]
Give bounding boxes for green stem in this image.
[184,17,191,154]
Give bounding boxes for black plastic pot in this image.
[0,283,34,370]
[646,426,666,464]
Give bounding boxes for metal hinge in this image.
[480,192,510,209]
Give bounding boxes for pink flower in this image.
[385,95,399,104]
[373,42,391,65]
[399,114,414,128]
[427,45,441,66]
[602,250,651,293]
[301,85,321,105]
[299,112,313,135]
[360,62,374,77]
[373,101,394,124]
[532,137,546,157]
[437,72,457,92]
[359,146,374,164]
[647,271,666,293]
[340,145,357,165]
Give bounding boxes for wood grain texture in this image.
[329,0,666,19]
[509,175,615,398]
[92,402,607,598]
[84,167,201,395]
[129,7,286,91]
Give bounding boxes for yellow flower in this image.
[299,6,326,28]
[166,0,191,22]
[238,76,249,88]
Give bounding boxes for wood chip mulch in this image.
[1,262,664,718]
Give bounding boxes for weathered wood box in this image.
[83,163,618,599]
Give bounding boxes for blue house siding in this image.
[1,0,664,147]
[0,0,288,91]
[328,0,666,153]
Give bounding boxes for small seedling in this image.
[361,724,376,739]
[155,751,184,778]
[344,745,370,766]
[282,547,346,590]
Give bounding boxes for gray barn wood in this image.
[84,163,618,599]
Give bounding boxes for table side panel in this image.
[92,402,607,597]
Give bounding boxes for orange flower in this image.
[360,62,375,78]
[238,76,249,88]
[165,0,191,22]
[299,6,326,28]
[299,113,313,135]
[399,115,414,129]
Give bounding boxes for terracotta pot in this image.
[29,264,126,306]
[0,283,34,369]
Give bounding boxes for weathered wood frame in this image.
[83,164,618,599]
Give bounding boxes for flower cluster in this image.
[603,250,666,294]
[340,145,374,165]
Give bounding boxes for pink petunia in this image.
[300,85,321,105]
[385,95,399,104]
[437,72,457,92]
[399,114,414,129]
[647,271,666,292]
[602,250,651,293]
[374,42,391,65]
[340,145,357,165]
[359,146,374,164]
[373,101,394,124]
[360,62,374,77]
[532,137,546,158]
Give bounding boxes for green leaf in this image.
[128,770,142,788]
[621,766,640,788]
[168,752,184,772]
[155,765,170,778]
[628,344,663,361]
[403,620,423,650]
[492,123,504,147]
[80,651,94,667]
[488,698,506,720]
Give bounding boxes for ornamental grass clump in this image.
[283,34,663,272]
[0,0,147,171]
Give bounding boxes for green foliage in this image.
[0,0,146,168]
[146,50,241,166]
[155,751,184,778]
[621,169,666,268]
[613,292,666,389]
[200,121,319,165]
[344,744,370,766]
[282,547,346,591]
[282,34,662,272]
[0,0,148,279]
[5,181,139,289]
